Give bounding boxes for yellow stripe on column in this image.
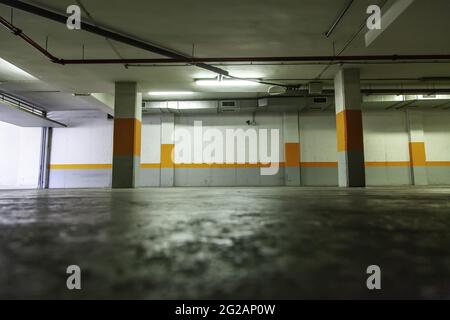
[285,143,300,167]
[134,119,141,157]
[336,110,364,152]
[161,144,175,168]
[113,118,141,157]
[409,142,426,166]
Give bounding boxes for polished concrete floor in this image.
[1,187,450,299]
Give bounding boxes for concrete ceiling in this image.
[0,0,450,109]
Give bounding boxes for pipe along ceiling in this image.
[2,0,450,91]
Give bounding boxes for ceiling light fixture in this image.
[148,91,195,96]
[195,78,260,87]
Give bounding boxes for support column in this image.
[407,110,428,185]
[160,114,175,187]
[283,112,301,185]
[112,82,142,188]
[38,127,52,189]
[334,68,366,187]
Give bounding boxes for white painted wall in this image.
[103,110,450,187]
[50,111,113,165]
[423,111,450,161]
[49,111,113,188]
[363,111,412,186]
[42,107,450,188]
[299,112,337,163]
[423,111,450,185]
[173,113,284,164]
[0,121,41,189]
[363,111,410,162]
[141,115,161,164]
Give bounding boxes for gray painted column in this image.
[38,127,52,189]
[283,112,301,185]
[406,109,428,185]
[334,68,366,187]
[112,82,142,188]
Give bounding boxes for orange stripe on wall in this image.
[409,142,427,166]
[113,118,141,157]
[336,110,364,152]
[285,143,300,167]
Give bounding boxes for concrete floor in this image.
[1,187,450,299]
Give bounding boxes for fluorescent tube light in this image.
[148,91,194,96]
[195,79,260,86]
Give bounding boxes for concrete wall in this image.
[299,112,338,186]
[45,108,450,188]
[363,111,412,186]
[176,113,284,187]
[0,121,41,189]
[423,111,450,185]
[140,115,161,187]
[139,113,285,187]
[49,111,113,188]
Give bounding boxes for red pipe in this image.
[0,16,61,63]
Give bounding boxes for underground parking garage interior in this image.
[1,0,450,305]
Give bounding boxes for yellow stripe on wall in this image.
[49,164,112,170]
[365,161,411,167]
[301,162,337,168]
[426,161,450,167]
[49,161,450,171]
[140,163,161,169]
[143,162,337,169]
[173,163,283,169]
